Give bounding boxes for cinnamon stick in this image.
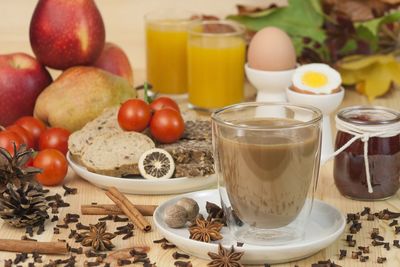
[81,204,157,216]
[0,239,68,254]
[106,187,151,232]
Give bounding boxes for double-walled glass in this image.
[212,103,322,245]
[188,21,245,111]
[145,10,197,95]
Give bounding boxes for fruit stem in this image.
[143,82,153,104]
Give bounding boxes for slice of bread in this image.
[80,131,155,177]
[68,107,121,163]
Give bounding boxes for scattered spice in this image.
[384,242,390,250]
[63,184,78,196]
[189,217,223,243]
[360,207,370,216]
[346,213,360,223]
[76,222,90,230]
[56,223,68,229]
[357,246,369,253]
[129,248,148,257]
[393,240,400,248]
[64,213,80,224]
[98,215,113,221]
[359,255,369,262]
[153,238,169,244]
[345,235,353,241]
[174,261,192,267]
[372,240,386,246]
[311,260,342,267]
[53,227,60,234]
[117,259,131,266]
[351,251,361,259]
[51,215,59,222]
[84,250,106,259]
[339,249,346,260]
[37,224,45,235]
[80,222,116,251]
[161,242,177,249]
[69,229,77,239]
[173,251,190,260]
[395,226,400,234]
[122,231,134,240]
[69,247,83,254]
[26,226,33,237]
[113,215,129,222]
[377,257,387,264]
[389,220,398,227]
[347,240,356,247]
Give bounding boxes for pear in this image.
[34,66,136,132]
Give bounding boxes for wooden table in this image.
[1,1,400,266]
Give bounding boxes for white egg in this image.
[292,63,342,94]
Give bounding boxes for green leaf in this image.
[227,0,326,43]
[355,12,400,36]
[355,25,378,52]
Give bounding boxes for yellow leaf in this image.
[338,54,395,70]
[363,63,393,100]
[386,60,400,85]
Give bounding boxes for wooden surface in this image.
[1,1,400,266]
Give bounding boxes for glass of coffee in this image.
[212,102,322,245]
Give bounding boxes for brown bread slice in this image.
[68,107,121,163]
[80,131,155,177]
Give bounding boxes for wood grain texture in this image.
[1,0,400,266]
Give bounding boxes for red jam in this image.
[333,107,400,200]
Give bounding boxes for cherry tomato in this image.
[15,116,46,149]
[39,127,70,155]
[118,99,152,132]
[6,124,35,149]
[150,108,185,144]
[150,97,180,113]
[0,130,23,155]
[33,149,68,186]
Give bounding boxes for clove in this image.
[122,231,134,240]
[351,251,361,259]
[129,248,147,257]
[339,249,346,260]
[76,222,90,230]
[153,238,169,244]
[395,226,400,234]
[174,261,192,267]
[63,184,78,196]
[69,247,83,254]
[360,207,370,216]
[172,251,190,260]
[377,257,387,264]
[98,215,113,221]
[393,240,400,248]
[113,215,129,222]
[357,246,369,253]
[161,242,177,249]
[389,220,398,227]
[372,240,386,246]
[56,223,69,229]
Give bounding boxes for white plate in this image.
[67,153,217,195]
[154,189,346,264]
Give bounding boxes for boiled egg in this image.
[247,27,296,71]
[291,63,342,94]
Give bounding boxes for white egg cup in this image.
[286,87,345,164]
[245,63,296,102]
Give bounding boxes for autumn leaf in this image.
[337,54,400,100]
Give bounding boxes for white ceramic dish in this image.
[154,189,346,264]
[67,153,217,195]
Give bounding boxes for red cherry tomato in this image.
[118,99,152,132]
[150,97,180,113]
[15,116,46,149]
[0,130,23,155]
[6,124,35,149]
[39,127,70,155]
[150,108,185,144]
[33,149,68,186]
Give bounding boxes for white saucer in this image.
[154,189,345,264]
[67,153,217,195]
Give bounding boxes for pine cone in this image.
[0,182,49,227]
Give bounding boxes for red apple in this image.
[29,0,105,70]
[0,53,52,126]
[93,42,134,85]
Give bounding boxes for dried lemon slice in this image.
[138,148,175,179]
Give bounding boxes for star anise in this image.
[207,243,244,267]
[80,221,116,251]
[189,217,223,243]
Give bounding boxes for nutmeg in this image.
[164,204,188,228]
[176,197,199,221]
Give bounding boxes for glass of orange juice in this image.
[187,21,245,111]
[145,10,197,95]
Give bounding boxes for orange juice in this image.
[188,32,245,110]
[146,20,189,94]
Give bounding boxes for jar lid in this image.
[337,106,400,125]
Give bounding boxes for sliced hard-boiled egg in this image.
[292,63,342,94]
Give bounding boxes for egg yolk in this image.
[302,71,328,88]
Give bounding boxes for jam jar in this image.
[333,106,400,200]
